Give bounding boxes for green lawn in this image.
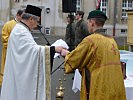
[118,45,129,50]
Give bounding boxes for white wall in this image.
[0,0,10,24]
[12,0,67,35]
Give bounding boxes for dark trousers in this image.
[0,86,1,96]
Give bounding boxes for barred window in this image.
[121,29,127,34]
[45,28,50,35]
[103,29,107,34]
[100,0,108,16]
[15,0,20,2]
[122,0,133,18]
[76,0,81,11]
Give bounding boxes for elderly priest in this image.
[0,5,64,100]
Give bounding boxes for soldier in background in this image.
[74,11,90,47]
[65,14,75,51]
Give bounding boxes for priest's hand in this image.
[55,46,64,54]
[61,49,69,57]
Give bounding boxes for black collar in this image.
[94,28,112,37]
[94,28,105,34]
[20,21,30,31]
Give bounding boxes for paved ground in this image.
[0,33,80,100]
[32,33,80,100]
[0,32,128,100]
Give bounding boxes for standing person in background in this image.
[74,11,90,47]
[61,10,126,100]
[0,9,24,89]
[0,5,64,100]
[65,14,75,51]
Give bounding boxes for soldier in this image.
[65,14,75,51]
[74,11,90,47]
[61,10,126,100]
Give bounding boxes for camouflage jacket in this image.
[74,19,90,47]
[65,22,76,51]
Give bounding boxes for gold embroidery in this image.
[36,47,41,100]
[45,46,51,100]
[111,44,118,55]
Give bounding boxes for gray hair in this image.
[17,9,24,16]
[22,13,38,20]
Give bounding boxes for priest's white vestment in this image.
[0,23,51,100]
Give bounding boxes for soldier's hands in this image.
[55,46,69,57]
[61,49,69,57]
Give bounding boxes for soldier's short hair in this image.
[76,11,84,18]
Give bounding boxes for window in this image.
[100,0,108,16]
[103,29,107,34]
[76,0,81,11]
[15,0,20,2]
[121,29,127,34]
[122,0,133,18]
[45,28,50,35]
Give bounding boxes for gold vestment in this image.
[65,33,126,100]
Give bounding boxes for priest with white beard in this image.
[0,5,64,100]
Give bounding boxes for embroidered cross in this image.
[111,44,118,55]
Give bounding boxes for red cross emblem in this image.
[111,44,118,55]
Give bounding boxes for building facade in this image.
[0,0,10,30]
[0,0,132,36]
[0,0,133,99]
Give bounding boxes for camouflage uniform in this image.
[65,22,76,51]
[74,19,90,47]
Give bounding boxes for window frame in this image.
[76,0,81,11]
[15,0,20,2]
[122,0,133,18]
[121,29,127,34]
[100,0,108,16]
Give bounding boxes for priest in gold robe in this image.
[0,9,24,86]
[61,10,126,100]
